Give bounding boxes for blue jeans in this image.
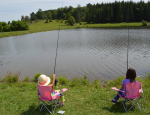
[114,89,125,101]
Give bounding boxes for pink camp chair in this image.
[111,82,143,112]
[37,85,61,114]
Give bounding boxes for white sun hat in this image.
[38,74,51,86]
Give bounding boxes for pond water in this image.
[0,28,150,81]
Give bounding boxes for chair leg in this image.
[126,97,142,112]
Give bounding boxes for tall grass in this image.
[4,71,20,83]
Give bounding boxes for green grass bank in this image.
[0,20,150,38]
[0,73,150,115]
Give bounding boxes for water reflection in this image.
[0,28,150,81]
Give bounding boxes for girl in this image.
[38,74,65,106]
[111,68,137,103]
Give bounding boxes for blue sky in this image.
[0,0,149,23]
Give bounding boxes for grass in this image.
[0,73,150,115]
[0,20,150,38]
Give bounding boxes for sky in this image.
[0,0,149,23]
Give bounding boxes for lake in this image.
[0,28,150,81]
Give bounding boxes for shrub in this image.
[4,71,20,83]
[58,76,69,85]
[33,73,41,82]
[0,24,3,32]
[68,16,76,26]
[22,77,29,82]
[45,18,49,23]
[79,77,90,85]
[70,78,79,87]
[10,20,29,31]
[142,20,147,26]
[3,25,10,32]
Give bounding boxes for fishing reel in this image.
[55,79,58,86]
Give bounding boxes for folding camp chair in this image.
[111,82,143,112]
[37,85,61,114]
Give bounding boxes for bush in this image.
[79,77,90,85]
[0,24,3,32]
[3,25,10,32]
[22,77,29,82]
[58,76,69,85]
[68,16,76,26]
[4,71,20,83]
[33,73,41,82]
[70,78,79,87]
[10,20,29,31]
[142,20,147,26]
[45,18,49,23]
[0,22,10,32]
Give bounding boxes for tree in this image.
[0,22,3,32]
[68,16,76,26]
[47,11,52,22]
[53,10,57,19]
[24,16,30,23]
[30,12,37,21]
[129,5,134,22]
[8,21,10,25]
[63,13,66,20]
[66,12,72,20]
[116,3,124,22]
[36,9,45,19]
[67,6,74,12]
[21,15,25,21]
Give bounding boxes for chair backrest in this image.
[37,85,52,101]
[126,82,142,99]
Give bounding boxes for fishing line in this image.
[54,1,63,74]
[54,25,60,74]
[126,6,129,71]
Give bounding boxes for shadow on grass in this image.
[102,102,137,113]
[20,104,60,115]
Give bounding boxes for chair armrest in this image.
[111,87,125,93]
[139,88,143,93]
[60,88,68,92]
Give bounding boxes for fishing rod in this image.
[126,6,129,71]
[54,1,63,86]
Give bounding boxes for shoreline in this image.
[0,20,150,38]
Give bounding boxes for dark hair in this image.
[126,68,136,83]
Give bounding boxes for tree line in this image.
[25,1,150,24]
[0,0,149,32]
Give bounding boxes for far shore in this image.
[0,20,150,38]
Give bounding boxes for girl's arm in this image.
[48,74,55,87]
[121,85,124,90]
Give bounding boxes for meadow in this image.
[0,72,150,115]
[0,20,150,38]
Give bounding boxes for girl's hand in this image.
[53,74,55,80]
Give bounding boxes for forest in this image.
[1,1,150,32]
[28,1,150,23]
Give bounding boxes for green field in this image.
[0,73,150,115]
[0,20,150,38]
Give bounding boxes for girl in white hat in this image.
[38,74,65,106]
